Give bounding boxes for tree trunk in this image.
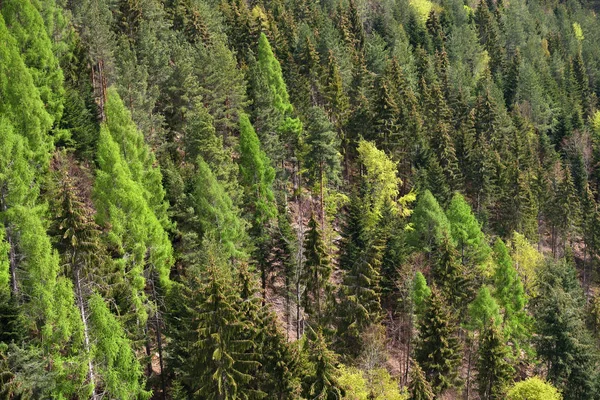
[73,264,99,400]
[466,336,473,400]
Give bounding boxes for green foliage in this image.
[1,0,65,125]
[88,293,149,399]
[468,286,501,331]
[194,156,248,259]
[94,89,173,326]
[532,259,599,400]
[302,215,332,321]
[476,324,514,400]
[339,364,407,400]
[446,192,490,269]
[407,190,452,255]
[408,360,434,400]
[302,329,343,400]
[412,272,431,317]
[492,239,529,346]
[415,287,462,394]
[506,377,562,400]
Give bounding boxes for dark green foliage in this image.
[415,286,462,394]
[409,360,435,400]
[302,328,343,400]
[476,324,514,400]
[302,215,331,321]
[532,259,600,400]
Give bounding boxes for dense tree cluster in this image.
[2,0,600,398]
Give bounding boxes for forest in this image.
[2,0,600,398]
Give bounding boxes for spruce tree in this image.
[476,323,514,400]
[533,259,599,400]
[415,286,462,394]
[303,106,342,223]
[302,215,332,322]
[408,360,435,400]
[302,328,343,400]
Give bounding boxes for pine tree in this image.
[476,323,514,400]
[301,215,332,322]
[415,286,462,394]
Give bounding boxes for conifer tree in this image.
[302,215,331,322]
[408,190,452,256]
[194,156,248,260]
[415,286,462,394]
[533,259,599,400]
[302,328,343,400]
[2,0,65,125]
[303,106,342,223]
[238,113,278,295]
[433,233,472,313]
[323,51,349,131]
[492,239,529,346]
[476,323,514,400]
[250,33,302,162]
[408,360,435,400]
[446,192,491,268]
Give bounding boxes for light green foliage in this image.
[446,193,491,270]
[407,190,452,254]
[257,32,292,116]
[506,377,562,400]
[492,239,529,344]
[94,90,173,323]
[0,228,8,292]
[238,113,277,228]
[412,272,431,316]
[573,22,584,41]
[468,286,502,331]
[88,293,149,400]
[102,88,170,227]
[1,0,65,125]
[410,0,435,25]
[0,15,52,164]
[194,157,248,259]
[509,232,543,296]
[338,365,407,400]
[357,140,415,232]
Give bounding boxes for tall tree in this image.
[301,215,332,322]
[415,286,462,394]
[476,323,514,400]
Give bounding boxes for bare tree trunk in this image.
[74,265,99,400]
